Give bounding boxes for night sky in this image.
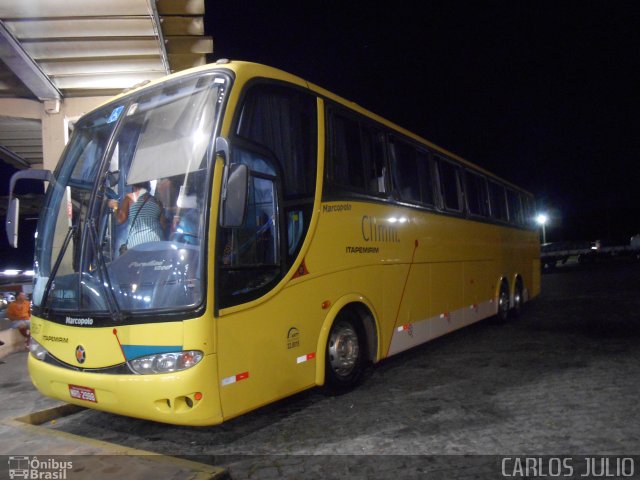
[205,1,640,241]
[2,2,639,269]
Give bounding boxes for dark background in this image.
[2,1,639,269]
[204,1,640,241]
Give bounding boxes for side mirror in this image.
[9,168,54,193]
[221,164,249,228]
[5,197,19,248]
[5,168,54,248]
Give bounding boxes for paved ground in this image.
[2,259,640,478]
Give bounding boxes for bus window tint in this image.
[327,109,387,196]
[389,139,435,206]
[361,127,387,194]
[329,113,366,190]
[465,171,490,217]
[506,189,523,225]
[235,175,279,266]
[219,148,281,307]
[236,83,317,265]
[522,194,536,227]
[489,181,508,221]
[438,158,461,211]
[416,150,436,206]
[237,85,317,199]
[390,138,421,202]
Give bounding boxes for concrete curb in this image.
[3,404,229,479]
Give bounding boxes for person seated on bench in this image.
[6,292,30,345]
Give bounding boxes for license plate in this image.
[68,384,97,403]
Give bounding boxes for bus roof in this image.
[98,59,532,196]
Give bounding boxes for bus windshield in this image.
[32,73,229,321]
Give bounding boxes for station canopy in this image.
[0,0,213,170]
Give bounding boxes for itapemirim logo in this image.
[7,456,73,479]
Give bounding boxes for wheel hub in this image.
[328,323,359,377]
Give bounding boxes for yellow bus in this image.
[6,60,540,426]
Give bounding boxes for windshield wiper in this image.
[87,219,124,322]
[41,225,76,313]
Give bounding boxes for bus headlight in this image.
[28,337,48,361]
[128,351,203,375]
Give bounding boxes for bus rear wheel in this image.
[325,314,365,392]
[496,281,510,323]
[511,279,524,319]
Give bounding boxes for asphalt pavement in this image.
[2,259,640,479]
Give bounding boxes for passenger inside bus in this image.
[108,181,167,249]
[172,208,200,245]
[155,176,181,238]
[170,172,205,245]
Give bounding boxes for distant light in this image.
[1,269,20,276]
[536,214,548,226]
[24,270,35,276]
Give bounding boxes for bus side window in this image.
[287,210,304,256]
[437,157,462,212]
[327,109,389,197]
[218,149,281,307]
[506,188,524,225]
[416,150,436,206]
[226,149,279,264]
[236,84,317,266]
[329,112,366,190]
[361,127,387,195]
[465,170,490,217]
[522,194,536,228]
[488,181,508,222]
[389,137,421,203]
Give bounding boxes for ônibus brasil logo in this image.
[8,456,73,479]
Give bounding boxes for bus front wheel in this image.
[325,314,365,392]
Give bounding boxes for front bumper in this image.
[28,352,223,426]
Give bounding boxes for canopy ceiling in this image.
[0,0,213,174]
[0,0,213,99]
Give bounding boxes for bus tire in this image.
[496,281,510,323]
[510,278,524,319]
[324,312,365,393]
